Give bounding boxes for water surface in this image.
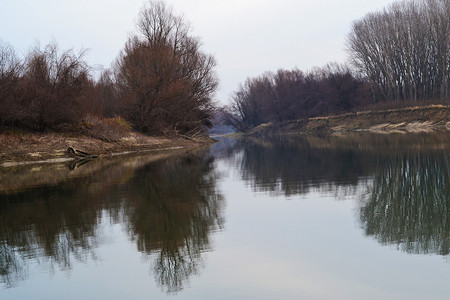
[0,132,449,299]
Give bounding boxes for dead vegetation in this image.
[247,105,450,136]
[306,105,450,133]
[0,1,217,138]
[0,128,214,165]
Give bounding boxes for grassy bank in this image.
[248,105,450,136]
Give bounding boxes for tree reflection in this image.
[221,133,450,256]
[359,152,450,255]
[0,184,103,287]
[0,150,223,292]
[119,153,223,293]
[232,136,372,196]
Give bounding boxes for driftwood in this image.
[66,146,98,159]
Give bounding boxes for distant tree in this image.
[224,64,370,131]
[320,63,368,110]
[92,69,121,118]
[208,107,235,135]
[115,0,218,134]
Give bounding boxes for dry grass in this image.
[80,115,133,142]
[354,98,450,113]
[245,104,450,135]
[0,119,214,164]
[307,105,450,133]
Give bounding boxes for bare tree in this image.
[347,0,449,101]
[115,0,218,134]
[0,41,22,126]
[94,69,121,118]
[224,64,369,131]
[18,43,90,130]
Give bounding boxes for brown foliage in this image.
[0,41,22,127]
[0,1,218,136]
[0,42,92,131]
[94,70,122,118]
[80,115,132,142]
[115,0,218,135]
[224,64,371,131]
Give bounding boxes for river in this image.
[0,132,449,299]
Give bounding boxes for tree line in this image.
[225,0,449,132]
[224,64,371,132]
[347,0,449,101]
[0,0,217,135]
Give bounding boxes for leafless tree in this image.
[18,43,91,130]
[115,0,218,134]
[347,0,449,101]
[224,65,369,131]
[94,69,121,118]
[0,41,22,126]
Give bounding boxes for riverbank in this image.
[247,105,450,136]
[0,129,214,166]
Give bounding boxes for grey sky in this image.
[1,0,394,105]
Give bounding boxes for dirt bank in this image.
[0,130,214,166]
[248,105,450,135]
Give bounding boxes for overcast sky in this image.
[1,0,395,105]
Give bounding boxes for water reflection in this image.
[1,133,449,296]
[0,149,223,293]
[0,184,102,287]
[118,155,224,293]
[360,152,450,255]
[223,135,374,196]
[219,133,449,256]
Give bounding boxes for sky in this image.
[0,0,395,105]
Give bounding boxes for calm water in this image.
[0,132,449,299]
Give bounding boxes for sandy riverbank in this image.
[247,105,450,136]
[0,130,214,166]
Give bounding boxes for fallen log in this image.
[66,146,98,159]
